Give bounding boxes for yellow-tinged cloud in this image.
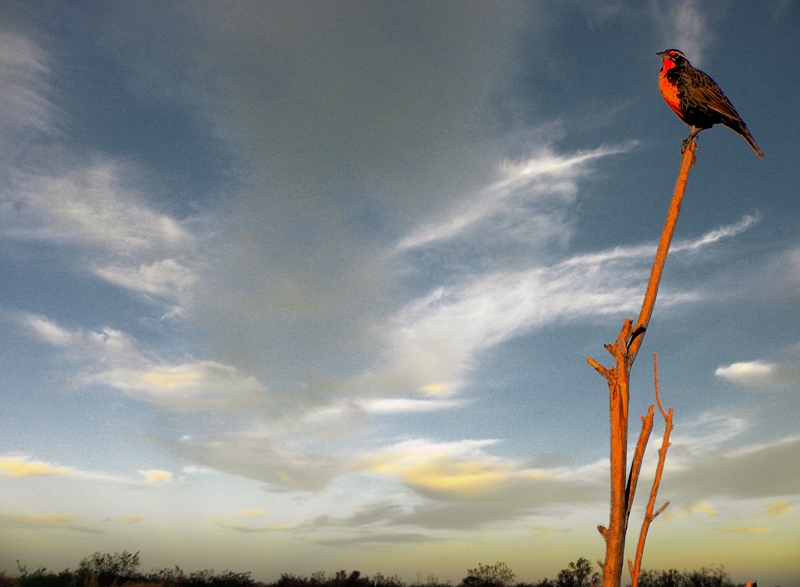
[0,456,73,478]
[211,512,294,533]
[1,512,80,527]
[121,515,146,523]
[382,456,512,495]
[765,500,794,518]
[422,384,447,394]
[666,500,717,521]
[722,525,770,534]
[363,442,516,497]
[140,370,201,389]
[138,469,172,485]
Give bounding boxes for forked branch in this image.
[590,137,697,587]
[629,355,674,587]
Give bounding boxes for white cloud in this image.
[10,162,192,256]
[21,313,141,366]
[95,258,198,299]
[670,413,750,456]
[370,214,757,399]
[0,30,201,315]
[651,0,711,65]
[397,143,633,251]
[356,398,464,414]
[671,214,760,254]
[0,29,55,135]
[716,360,776,384]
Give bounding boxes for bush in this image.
[555,559,599,587]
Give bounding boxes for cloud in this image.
[0,29,56,135]
[671,413,750,454]
[174,428,348,492]
[715,347,800,387]
[0,456,74,478]
[715,360,777,384]
[182,465,213,475]
[121,515,146,523]
[161,215,757,496]
[396,143,633,251]
[356,398,464,414]
[361,439,517,498]
[720,525,770,534]
[662,436,800,501]
[7,162,192,256]
[651,0,711,65]
[358,439,606,513]
[95,258,198,299]
[0,29,201,317]
[764,500,794,518]
[138,470,172,485]
[93,361,265,411]
[211,510,294,533]
[367,216,753,398]
[0,454,177,489]
[0,512,97,533]
[316,532,433,548]
[19,313,144,370]
[670,214,760,254]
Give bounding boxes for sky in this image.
[1,1,799,585]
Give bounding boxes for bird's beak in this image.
[656,51,669,58]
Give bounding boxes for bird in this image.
[657,49,764,158]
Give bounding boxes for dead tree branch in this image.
[589,136,697,587]
[628,354,675,587]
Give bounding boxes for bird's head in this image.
[657,49,689,66]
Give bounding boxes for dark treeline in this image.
[1,553,750,587]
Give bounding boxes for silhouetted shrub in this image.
[555,559,599,587]
[460,563,515,587]
[632,566,747,587]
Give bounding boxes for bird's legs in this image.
[681,126,703,154]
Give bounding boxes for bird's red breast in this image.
[658,58,683,119]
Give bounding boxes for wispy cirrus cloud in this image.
[0,29,57,136]
[397,143,634,251]
[154,214,759,495]
[0,30,201,313]
[95,258,198,300]
[650,0,711,65]
[371,215,754,399]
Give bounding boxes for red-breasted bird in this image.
[657,49,764,158]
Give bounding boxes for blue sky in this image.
[1,1,799,585]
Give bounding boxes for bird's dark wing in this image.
[687,68,742,121]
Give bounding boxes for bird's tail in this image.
[734,121,765,158]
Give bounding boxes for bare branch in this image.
[593,139,696,587]
[625,406,655,527]
[628,355,675,587]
